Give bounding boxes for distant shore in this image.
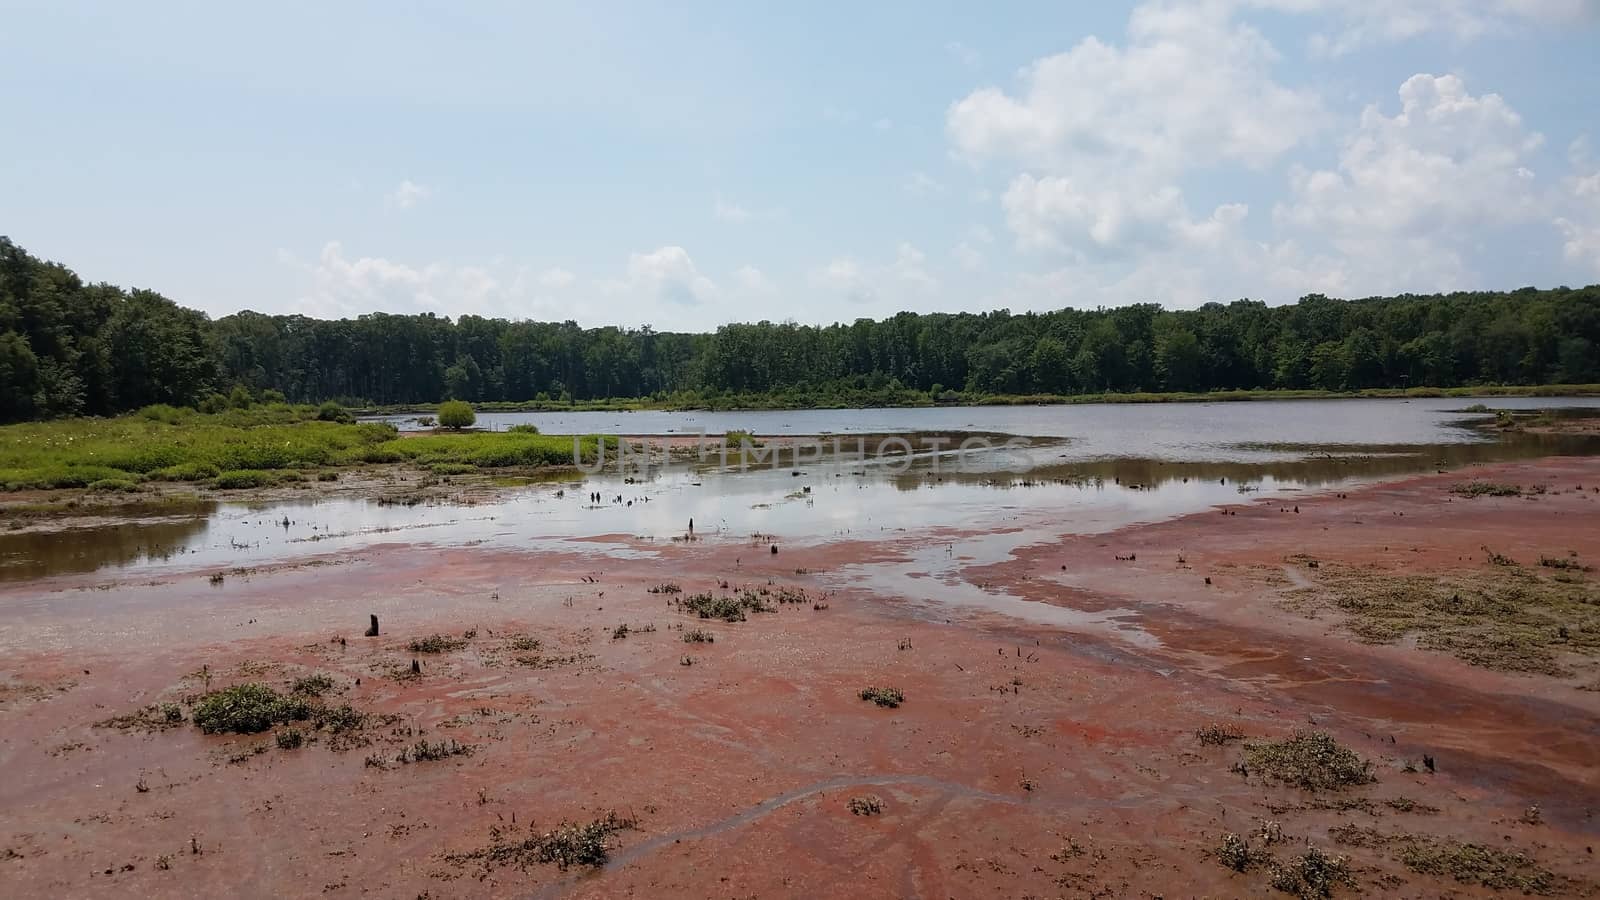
[354,382,1600,417]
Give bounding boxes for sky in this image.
[2,0,1598,332]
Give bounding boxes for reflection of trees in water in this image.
[0,516,213,582]
[889,430,1600,492]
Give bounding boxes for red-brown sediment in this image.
[1,458,1598,897]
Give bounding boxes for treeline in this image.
[2,235,1597,422]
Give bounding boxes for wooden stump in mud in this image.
[365,615,379,637]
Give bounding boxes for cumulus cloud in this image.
[809,243,939,305]
[1253,0,1600,55]
[1557,139,1600,275]
[282,241,568,320]
[948,2,1320,259]
[1275,73,1546,290]
[386,179,431,210]
[619,246,718,307]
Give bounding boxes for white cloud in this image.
[713,195,751,222]
[1557,138,1600,275]
[282,241,569,320]
[619,246,718,307]
[809,244,939,305]
[386,179,432,210]
[733,265,776,294]
[948,5,1323,177]
[903,171,947,196]
[1275,73,1546,289]
[1253,0,1600,55]
[949,2,1321,259]
[537,267,576,289]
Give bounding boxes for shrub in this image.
[1242,731,1374,791]
[290,674,336,696]
[275,728,305,749]
[260,389,287,405]
[506,423,540,434]
[191,683,311,734]
[1269,847,1353,898]
[1196,723,1245,746]
[848,795,884,816]
[438,400,476,430]
[198,393,231,414]
[682,628,714,644]
[317,400,354,423]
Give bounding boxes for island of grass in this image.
[0,402,616,501]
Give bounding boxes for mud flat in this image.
[1,455,1598,898]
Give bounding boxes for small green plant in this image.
[611,623,630,640]
[675,590,771,622]
[291,674,336,696]
[192,684,311,734]
[275,728,305,749]
[508,635,541,652]
[648,582,683,594]
[409,633,468,653]
[437,400,476,430]
[506,423,540,434]
[316,400,353,423]
[682,628,714,644]
[858,686,904,708]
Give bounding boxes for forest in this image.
[2,235,1597,423]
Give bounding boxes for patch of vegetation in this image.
[437,400,476,429]
[507,635,541,652]
[1540,554,1590,572]
[1279,562,1599,674]
[396,739,474,763]
[446,811,637,872]
[275,728,305,749]
[429,462,477,475]
[211,469,278,490]
[647,582,682,594]
[150,461,221,481]
[290,674,336,696]
[674,590,772,622]
[88,477,141,492]
[681,628,714,644]
[1215,832,1268,872]
[859,686,904,708]
[1400,839,1559,894]
[1242,731,1373,791]
[310,703,367,734]
[848,795,884,816]
[611,623,630,640]
[506,423,540,434]
[96,702,185,732]
[1450,481,1522,498]
[1269,847,1353,899]
[1197,723,1245,745]
[191,683,311,734]
[408,633,469,653]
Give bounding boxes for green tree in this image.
[437,399,475,429]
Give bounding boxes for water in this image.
[3,399,1596,584]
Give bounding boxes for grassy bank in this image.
[355,383,1600,416]
[0,404,613,493]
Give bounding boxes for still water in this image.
[3,399,1596,584]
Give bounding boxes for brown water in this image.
[3,399,1596,585]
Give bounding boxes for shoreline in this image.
[2,456,1598,896]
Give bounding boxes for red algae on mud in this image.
[2,458,1599,897]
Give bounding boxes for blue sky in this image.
[3,1,1597,331]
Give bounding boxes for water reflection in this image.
[3,403,1597,584]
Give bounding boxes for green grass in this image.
[191,683,312,734]
[1242,731,1374,791]
[0,406,616,492]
